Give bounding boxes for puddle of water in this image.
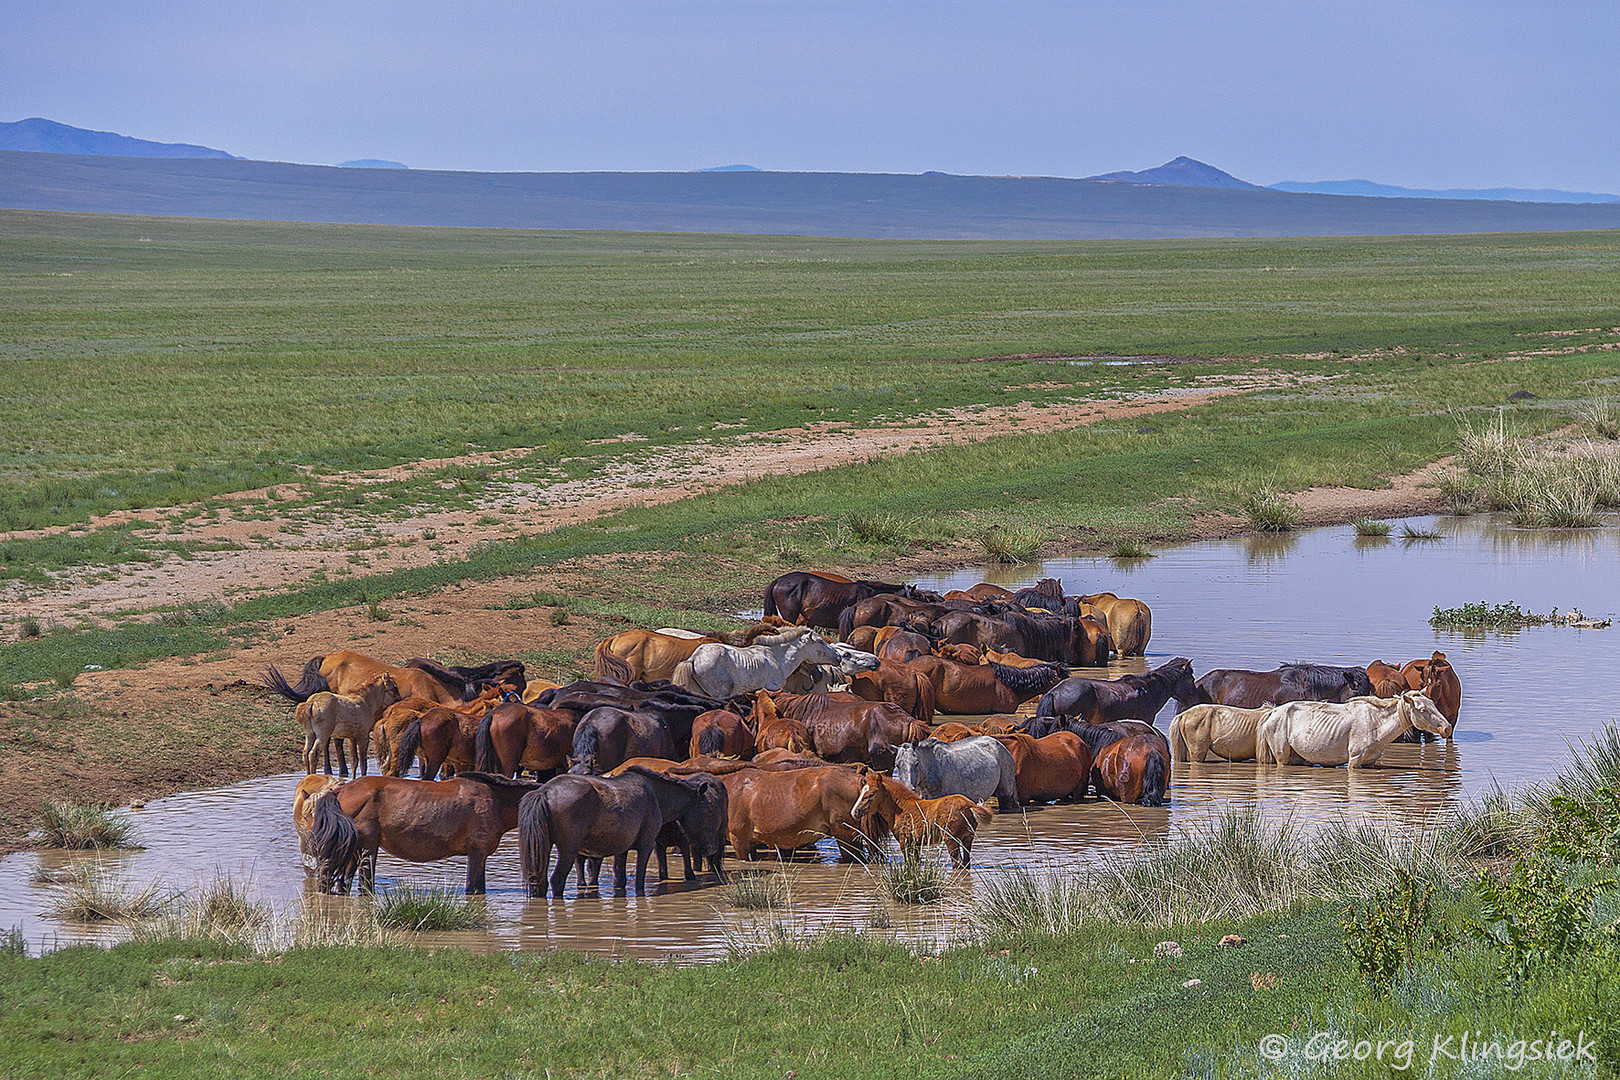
[4,514,1615,959]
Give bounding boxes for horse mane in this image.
[262,655,329,702]
[1066,722,1132,752]
[986,660,1066,696]
[450,659,526,685]
[453,771,540,793]
[770,692,828,727]
[1118,658,1193,695]
[997,609,1071,653]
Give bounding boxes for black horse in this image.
[1033,658,1198,726]
[1195,663,1373,708]
[762,571,938,629]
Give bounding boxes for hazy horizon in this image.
[3,2,1615,193]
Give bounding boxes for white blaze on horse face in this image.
[851,781,873,819]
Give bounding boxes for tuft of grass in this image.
[845,511,917,545]
[548,606,570,626]
[1351,517,1391,537]
[979,524,1047,564]
[1577,399,1620,440]
[1433,468,1481,515]
[33,801,141,850]
[869,847,952,906]
[1107,539,1154,559]
[1399,523,1442,541]
[720,868,792,911]
[51,667,78,689]
[1454,408,1520,477]
[18,617,41,639]
[366,601,392,622]
[370,886,489,932]
[1240,489,1298,532]
[0,927,24,957]
[43,869,169,923]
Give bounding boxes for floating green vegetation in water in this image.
[1429,601,1560,630]
[33,801,141,850]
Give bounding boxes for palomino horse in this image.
[1168,703,1275,762]
[671,628,843,700]
[1077,593,1152,656]
[593,630,715,683]
[850,766,994,868]
[942,583,1015,603]
[265,650,469,707]
[1034,658,1198,726]
[720,764,892,860]
[1257,691,1452,767]
[991,732,1093,803]
[306,772,538,894]
[517,767,726,897]
[1400,652,1461,741]
[295,674,401,776]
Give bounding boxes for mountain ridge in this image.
[0,118,237,160]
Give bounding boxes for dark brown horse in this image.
[1195,663,1373,709]
[568,706,680,775]
[394,703,495,780]
[763,572,932,629]
[928,609,1112,667]
[1033,658,1197,726]
[766,691,929,770]
[474,703,578,779]
[307,772,538,894]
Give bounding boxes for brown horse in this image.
[1400,651,1461,741]
[877,629,937,664]
[265,650,464,706]
[903,654,1067,715]
[722,764,892,860]
[847,659,937,724]
[474,702,578,778]
[1091,735,1168,806]
[766,691,929,769]
[1033,658,1198,727]
[593,630,716,683]
[306,772,538,894]
[750,694,814,755]
[992,732,1093,803]
[1365,660,1410,698]
[689,708,756,759]
[395,704,493,780]
[850,767,993,868]
[763,572,927,629]
[1077,593,1152,656]
[943,583,1015,602]
[374,689,502,776]
[929,609,1112,667]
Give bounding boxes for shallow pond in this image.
[3,514,1615,960]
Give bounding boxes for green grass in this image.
[1430,600,1560,630]
[32,801,141,850]
[370,886,489,932]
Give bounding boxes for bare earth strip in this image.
[4,374,1321,625]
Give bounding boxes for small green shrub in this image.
[1108,540,1153,559]
[366,601,392,622]
[845,511,917,545]
[18,617,41,639]
[51,667,79,689]
[720,869,792,911]
[979,524,1046,564]
[1470,855,1618,986]
[1341,868,1447,996]
[549,607,570,626]
[0,926,24,957]
[43,870,168,923]
[1399,523,1442,541]
[1540,787,1620,866]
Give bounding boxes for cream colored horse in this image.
[296,674,400,775]
[1169,703,1275,762]
[1256,691,1451,768]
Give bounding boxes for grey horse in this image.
[893,736,1021,812]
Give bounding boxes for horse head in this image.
[1399,690,1452,740]
[893,743,919,790]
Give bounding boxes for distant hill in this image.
[339,159,408,170]
[1269,179,1619,204]
[1088,156,1262,190]
[0,118,237,160]
[693,164,762,173]
[6,151,1620,240]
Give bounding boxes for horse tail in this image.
[263,656,329,703]
[763,583,781,619]
[307,790,360,892]
[1140,750,1167,807]
[1169,715,1188,761]
[696,723,726,757]
[593,640,634,682]
[475,711,504,775]
[971,801,995,827]
[913,673,937,726]
[396,719,423,778]
[670,659,700,695]
[518,790,551,895]
[836,604,856,642]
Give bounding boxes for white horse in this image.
[295,673,400,775]
[670,627,843,700]
[784,642,883,694]
[1169,703,1275,762]
[1256,691,1451,768]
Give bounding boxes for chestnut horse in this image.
[265,650,464,707]
[750,694,814,755]
[991,732,1093,803]
[1091,735,1169,806]
[689,708,756,759]
[847,659,937,724]
[905,654,1068,715]
[850,767,993,868]
[307,772,538,894]
[374,690,502,777]
[1400,651,1461,741]
[474,702,578,779]
[765,691,930,769]
[1365,660,1410,699]
[721,764,891,860]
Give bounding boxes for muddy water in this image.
[4,515,1615,960]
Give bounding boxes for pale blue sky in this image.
[4,1,1615,189]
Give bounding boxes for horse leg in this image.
[633,847,654,895]
[550,847,573,898]
[614,853,630,894]
[466,851,487,895]
[359,846,378,895]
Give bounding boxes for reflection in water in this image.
[3,515,1615,959]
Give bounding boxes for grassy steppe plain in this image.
[3,212,1620,1077]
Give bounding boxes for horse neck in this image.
[1372,697,1414,744]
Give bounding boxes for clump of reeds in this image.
[1400,523,1442,542]
[1577,399,1620,440]
[1108,540,1154,560]
[1433,469,1482,515]
[979,524,1046,564]
[33,801,141,850]
[720,868,792,911]
[1352,518,1391,537]
[1454,408,1519,478]
[370,885,489,932]
[1240,489,1298,532]
[131,874,274,944]
[869,847,951,906]
[43,869,169,923]
[1451,412,1620,527]
[1,927,25,957]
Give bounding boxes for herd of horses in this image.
[266,570,1463,900]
